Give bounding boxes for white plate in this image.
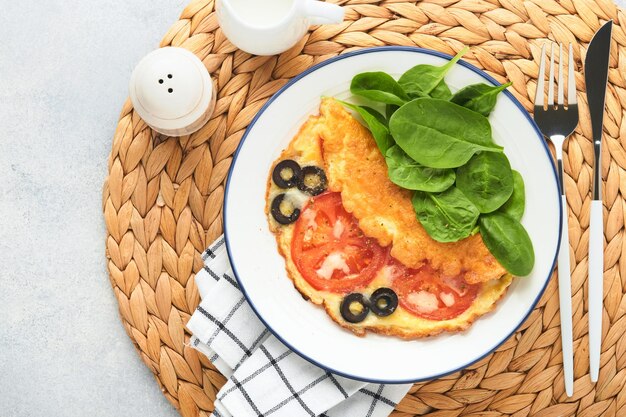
[224,47,561,383]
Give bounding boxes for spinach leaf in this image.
[351,72,410,106]
[386,104,399,121]
[338,101,394,154]
[386,146,455,192]
[479,212,535,276]
[398,46,468,98]
[429,80,452,100]
[412,187,480,243]
[451,82,513,116]
[499,170,525,221]
[389,98,503,169]
[456,152,514,213]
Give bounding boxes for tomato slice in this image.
[291,192,386,293]
[390,262,480,321]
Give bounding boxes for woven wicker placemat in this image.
[103,0,626,416]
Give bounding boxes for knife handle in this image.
[589,200,604,382]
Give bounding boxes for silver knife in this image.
[584,20,612,383]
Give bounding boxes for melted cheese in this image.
[316,252,350,279]
[333,219,345,239]
[407,291,439,314]
[301,206,318,230]
[440,292,455,307]
[285,189,311,210]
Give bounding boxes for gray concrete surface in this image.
[1,1,625,417]
[0,1,184,416]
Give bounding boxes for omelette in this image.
[265,98,512,338]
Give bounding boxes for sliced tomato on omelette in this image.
[390,263,480,321]
[291,192,387,293]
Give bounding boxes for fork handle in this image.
[557,159,565,193]
[589,200,604,382]
[557,180,574,396]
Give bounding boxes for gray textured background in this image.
[1,1,625,416]
[0,1,183,416]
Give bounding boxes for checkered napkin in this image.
[186,236,411,417]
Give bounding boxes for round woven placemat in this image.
[103,0,626,416]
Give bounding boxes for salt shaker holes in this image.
[158,74,174,92]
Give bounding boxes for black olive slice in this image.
[271,193,300,225]
[369,288,398,317]
[272,160,302,189]
[297,166,328,196]
[340,293,370,323]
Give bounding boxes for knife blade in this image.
[586,22,612,189]
[584,19,612,383]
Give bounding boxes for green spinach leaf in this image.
[456,152,514,213]
[451,82,512,116]
[499,170,525,221]
[386,146,455,192]
[412,187,480,243]
[351,72,410,106]
[398,46,468,98]
[389,98,503,169]
[429,80,453,100]
[338,101,394,154]
[479,212,535,276]
[386,104,399,121]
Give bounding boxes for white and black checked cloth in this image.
[187,236,411,417]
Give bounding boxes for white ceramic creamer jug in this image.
[217,0,344,56]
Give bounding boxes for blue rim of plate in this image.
[223,46,562,384]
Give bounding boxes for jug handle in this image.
[305,0,344,25]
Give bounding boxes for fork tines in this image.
[535,42,577,109]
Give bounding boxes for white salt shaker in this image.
[129,47,216,136]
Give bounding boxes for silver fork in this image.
[533,43,578,397]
